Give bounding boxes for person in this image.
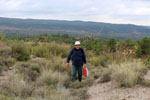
[66,41,86,82]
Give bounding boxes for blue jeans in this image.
[72,65,83,82]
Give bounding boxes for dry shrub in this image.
[0,75,34,98]
[108,51,133,64]
[89,55,109,67]
[0,57,15,71]
[49,56,68,73]
[36,69,69,88]
[0,42,12,57]
[0,42,15,72]
[106,61,147,87]
[14,62,41,81]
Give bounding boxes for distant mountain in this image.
[146,26,150,29]
[0,17,150,39]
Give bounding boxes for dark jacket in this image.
[67,48,86,66]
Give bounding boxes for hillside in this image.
[1,34,150,100]
[0,17,150,39]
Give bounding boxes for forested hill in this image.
[0,17,150,39]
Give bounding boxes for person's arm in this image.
[82,49,87,64]
[67,49,73,63]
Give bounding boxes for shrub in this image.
[32,43,69,59]
[36,69,68,88]
[0,42,12,57]
[0,42,15,72]
[49,56,67,72]
[136,37,150,57]
[31,56,68,73]
[31,44,50,58]
[12,42,30,61]
[107,61,147,87]
[144,56,150,69]
[136,47,142,57]
[89,55,109,67]
[14,62,41,81]
[0,74,34,98]
[0,57,15,71]
[108,52,133,64]
[107,38,116,52]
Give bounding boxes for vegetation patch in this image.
[104,61,147,87]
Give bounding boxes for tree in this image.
[136,37,150,57]
[107,38,116,52]
[140,37,150,55]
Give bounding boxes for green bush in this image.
[136,37,150,57]
[32,45,50,58]
[12,43,30,61]
[136,47,142,57]
[32,43,69,59]
[107,38,116,52]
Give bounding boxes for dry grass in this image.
[31,42,69,59]
[36,69,69,88]
[0,41,15,72]
[89,55,109,67]
[105,61,147,87]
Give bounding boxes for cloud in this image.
[0,0,150,25]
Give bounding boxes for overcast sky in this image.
[0,0,150,25]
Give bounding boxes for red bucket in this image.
[83,67,88,77]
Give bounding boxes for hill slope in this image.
[0,17,150,39]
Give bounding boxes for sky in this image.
[0,0,150,26]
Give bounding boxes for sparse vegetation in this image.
[104,61,147,87]
[0,34,150,100]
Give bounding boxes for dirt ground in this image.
[88,81,150,100]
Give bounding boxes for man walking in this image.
[67,41,86,82]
